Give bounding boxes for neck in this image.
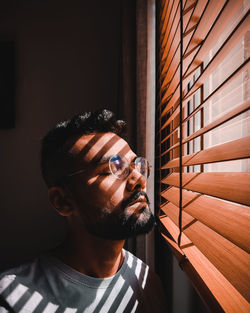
[52,230,125,278]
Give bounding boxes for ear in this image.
[48,186,75,216]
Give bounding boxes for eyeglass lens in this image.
[134,157,149,178]
[109,155,150,179]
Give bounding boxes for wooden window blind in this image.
[156,0,250,312]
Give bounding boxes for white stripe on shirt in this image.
[99,276,125,313]
[63,308,77,313]
[6,283,28,306]
[0,275,16,294]
[115,286,133,313]
[135,259,142,279]
[127,253,133,268]
[19,291,43,313]
[42,302,59,313]
[131,300,139,313]
[142,265,149,289]
[83,281,107,313]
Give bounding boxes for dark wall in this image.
[0,0,122,269]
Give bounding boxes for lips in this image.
[121,190,150,210]
[128,196,147,206]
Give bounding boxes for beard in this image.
[85,191,155,240]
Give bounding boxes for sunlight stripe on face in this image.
[115,286,133,313]
[99,276,125,313]
[63,308,77,313]
[5,283,28,306]
[42,302,59,313]
[19,291,43,313]
[131,300,138,313]
[0,275,16,294]
[135,259,142,279]
[142,265,149,289]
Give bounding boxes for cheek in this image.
[81,176,114,206]
[87,176,127,210]
[107,182,127,209]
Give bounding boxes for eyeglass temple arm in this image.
[67,169,87,177]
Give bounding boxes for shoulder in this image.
[0,258,42,311]
[123,249,164,292]
[123,250,167,312]
[0,256,47,295]
[0,258,37,279]
[123,249,161,285]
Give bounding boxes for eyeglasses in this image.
[67,155,151,180]
[109,155,151,179]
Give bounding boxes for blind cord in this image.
[178,0,183,247]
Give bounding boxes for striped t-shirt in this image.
[0,250,166,313]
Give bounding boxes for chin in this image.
[87,209,155,241]
[113,209,155,240]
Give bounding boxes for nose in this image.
[126,168,147,192]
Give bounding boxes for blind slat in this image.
[160,106,180,131]
[160,0,227,104]
[159,216,250,313]
[160,56,249,132]
[160,1,247,116]
[183,100,250,144]
[185,196,250,253]
[160,0,196,77]
[160,205,250,302]
[183,0,243,81]
[161,0,191,60]
[158,124,179,146]
[183,0,225,57]
[160,0,170,25]
[161,186,199,205]
[160,99,250,157]
[183,11,250,102]
[161,191,250,253]
[160,0,180,52]
[161,4,180,58]
[162,172,250,206]
[162,136,250,168]
[158,215,186,261]
[162,172,199,185]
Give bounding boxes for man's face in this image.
[64,132,155,240]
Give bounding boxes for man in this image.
[0,109,166,312]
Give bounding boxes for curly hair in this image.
[41,109,126,187]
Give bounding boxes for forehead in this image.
[69,132,136,164]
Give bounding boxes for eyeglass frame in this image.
[66,154,151,180]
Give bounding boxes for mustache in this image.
[121,191,150,210]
